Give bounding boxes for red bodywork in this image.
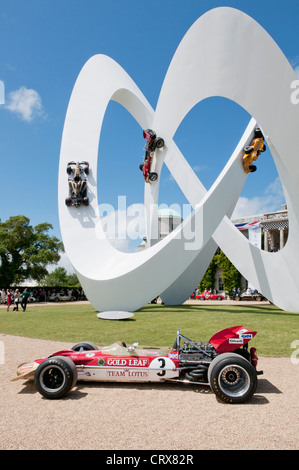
[141,130,154,182]
[33,326,257,370]
[209,326,257,353]
[191,292,225,301]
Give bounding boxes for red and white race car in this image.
[12,326,262,403]
[191,292,226,301]
[139,129,164,183]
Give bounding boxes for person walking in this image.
[13,289,20,311]
[6,289,12,311]
[21,289,30,312]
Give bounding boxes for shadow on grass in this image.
[137,304,299,317]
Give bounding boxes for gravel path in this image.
[0,333,298,450]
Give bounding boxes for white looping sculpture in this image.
[59,7,299,313]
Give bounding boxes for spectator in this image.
[0,289,5,304]
[13,289,21,311]
[21,289,30,312]
[6,289,12,311]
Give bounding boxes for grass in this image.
[0,302,298,357]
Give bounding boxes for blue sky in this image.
[1,0,298,268]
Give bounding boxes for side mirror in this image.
[127,342,139,352]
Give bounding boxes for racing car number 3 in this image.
[149,357,176,379]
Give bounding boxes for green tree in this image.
[198,256,217,292]
[214,250,241,295]
[0,215,63,286]
[42,267,68,287]
[42,268,81,287]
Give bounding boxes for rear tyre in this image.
[249,164,257,173]
[155,138,164,149]
[71,341,99,351]
[34,356,78,399]
[149,172,158,182]
[208,353,257,403]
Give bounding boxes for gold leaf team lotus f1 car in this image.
[243,127,266,173]
[65,161,90,207]
[12,326,263,403]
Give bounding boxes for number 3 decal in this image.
[157,358,166,376]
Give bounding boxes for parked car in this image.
[12,326,262,403]
[191,292,225,301]
[235,292,266,302]
[48,293,76,302]
[139,129,164,183]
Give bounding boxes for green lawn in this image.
[0,302,298,357]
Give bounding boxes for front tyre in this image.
[208,353,257,403]
[34,356,78,399]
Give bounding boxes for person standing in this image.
[13,289,20,311]
[6,289,12,311]
[21,289,30,312]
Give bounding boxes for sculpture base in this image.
[96,311,134,320]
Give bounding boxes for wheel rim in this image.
[39,365,66,393]
[218,364,250,398]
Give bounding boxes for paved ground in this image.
[0,332,298,450]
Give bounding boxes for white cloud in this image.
[231,177,285,219]
[6,86,45,121]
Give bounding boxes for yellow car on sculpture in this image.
[243,127,266,173]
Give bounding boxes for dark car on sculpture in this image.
[243,127,266,174]
[139,129,164,183]
[12,326,262,404]
[65,161,90,207]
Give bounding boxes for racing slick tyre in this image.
[71,341,99,351]
[65,197,72,206]
[83,197,89,206]
[155,138,164,149]
[208,353,257,404]
[149,172,158,182]
[34,356,78,399]
[139,163,144,171]
[249,164,257,173]
[254,127,263,138]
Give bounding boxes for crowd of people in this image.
[0,287,85,312]
[1,288,31,312]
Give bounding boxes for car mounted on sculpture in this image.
[12,326,262,403]
[65,161,90,208]
[139,129,164,183]
[243,127,266,173]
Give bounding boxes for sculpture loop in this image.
[59,8,299,313]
